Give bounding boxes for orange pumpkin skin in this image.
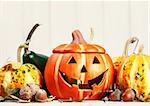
[44,44,114,101]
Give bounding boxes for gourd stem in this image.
[138,44,144,54]
[17,43,28,62]
[24,23,40,53]
[123,37,139,56]
[17,23,40,62]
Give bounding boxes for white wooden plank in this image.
[0,1,149,66]
[130,1,148,55]
[50,1,80,50]
[0,1,24,65]
[21,1,52,56]
[103,1,131,57]
[75,1,104,45]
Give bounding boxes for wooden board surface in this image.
[0,100,150,106]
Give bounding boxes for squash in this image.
[115,38,150,101]
[0,62,42,97]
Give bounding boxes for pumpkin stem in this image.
[71,30,87,44]
[123,37,139,56]
[138,44,144,54]
[71,30,79,44]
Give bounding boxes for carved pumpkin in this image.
[44,30,114,101]
[115,39,150,101]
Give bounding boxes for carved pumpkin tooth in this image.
[62,72,65,76]
[77,80,81,85]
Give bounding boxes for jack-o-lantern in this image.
[115,37,150,101]
[44,30,114,101]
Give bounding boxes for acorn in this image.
[27,83,40,96]
[19,85,32,100]
[35,89,48,102]
[108,89,121,101]
[121,88,135,102]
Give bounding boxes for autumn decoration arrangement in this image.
[0,24,150,103]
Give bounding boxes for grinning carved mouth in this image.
[59,69,108,90]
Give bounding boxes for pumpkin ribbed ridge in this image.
[54,54,64,98]
[53,44,105,53]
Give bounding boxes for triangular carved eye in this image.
[68,57,77,64]
[93,56,100,64]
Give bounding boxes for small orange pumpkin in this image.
[44,30,114,101]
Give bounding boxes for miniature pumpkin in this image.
[44,30,114,101]
[0,62,43,97]
[116,43,150,101]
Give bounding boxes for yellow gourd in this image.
[113,37,150,101]
[0,62,42,97]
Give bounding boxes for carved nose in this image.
[81,65,87,73]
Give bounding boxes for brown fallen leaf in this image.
[8,95,30,103]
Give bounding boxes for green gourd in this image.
[17,24,49,94]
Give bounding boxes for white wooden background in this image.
[0,1,149,66]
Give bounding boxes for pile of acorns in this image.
[19,84,137,102]
[102,87,137,102]
[18,83,49,102]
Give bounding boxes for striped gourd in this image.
[113,37,150,101]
